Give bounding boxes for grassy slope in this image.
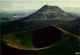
[2,30,35,48]
[1,27,80,55]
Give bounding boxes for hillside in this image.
[57,18,80,36]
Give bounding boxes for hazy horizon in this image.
[0,0,80,12]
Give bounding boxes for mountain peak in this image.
[43,4,57,7]
[37,4,64,13]
[43,4,51,7]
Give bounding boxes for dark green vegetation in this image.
[1,26,80,55]
[0,17,11,22]
[0,17,10,20]
[2,30,34,48]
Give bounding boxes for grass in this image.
[2,30,35,48]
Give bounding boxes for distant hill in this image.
[0,12,33,23]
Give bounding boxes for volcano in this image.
[1,5,79,35]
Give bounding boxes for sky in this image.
[0,0,80,12]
